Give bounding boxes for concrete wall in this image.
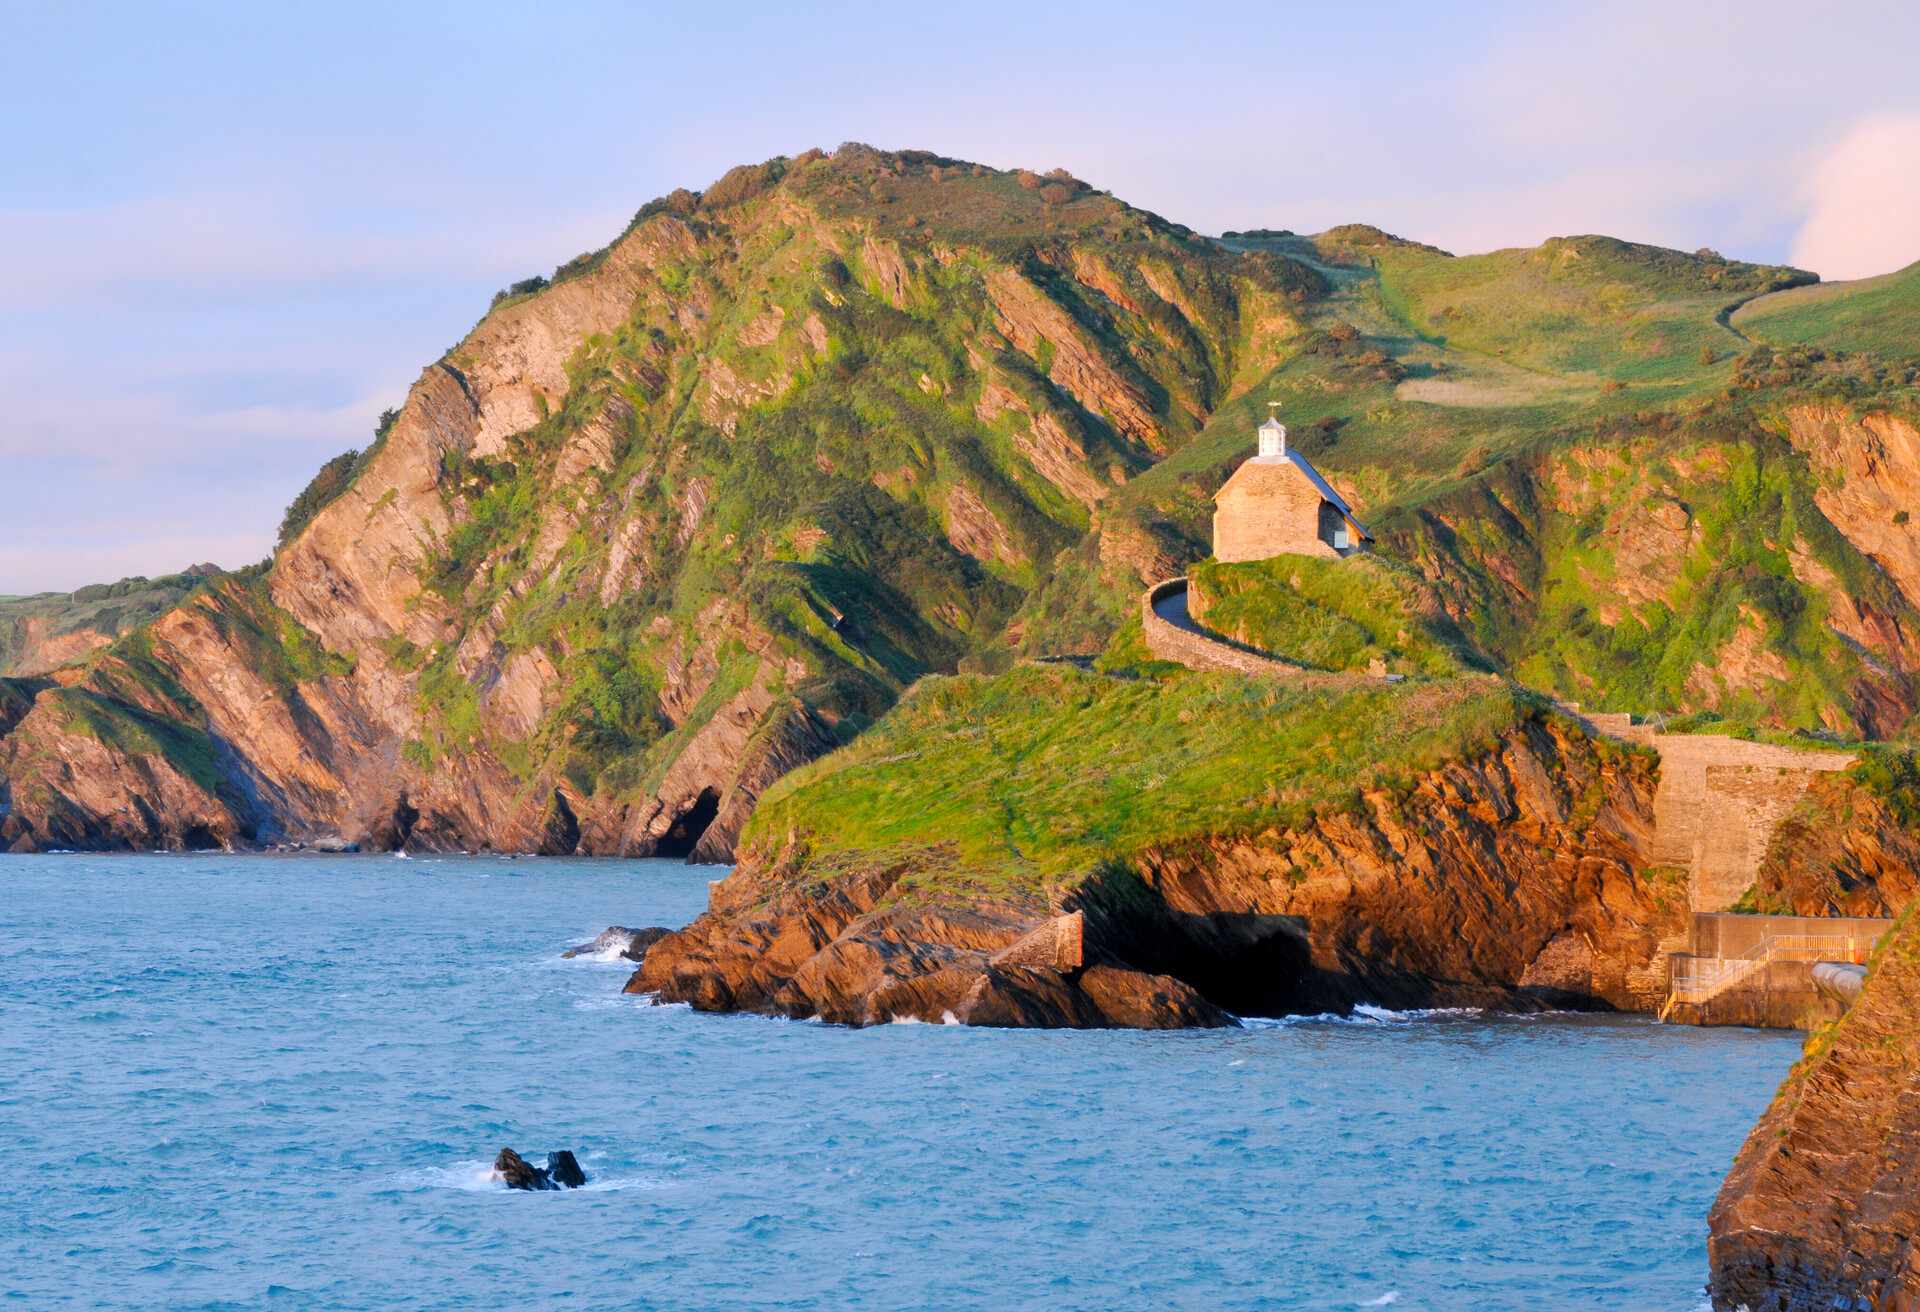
[1665,956,1851,1029]
[1691,912,1889,961]
[1666,914,1891,1030]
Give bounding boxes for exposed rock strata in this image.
[0,147,1282,856]
[1709,910,1920,1311]
[1749,769,1920,916]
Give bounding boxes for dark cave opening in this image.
[655,787,720,860]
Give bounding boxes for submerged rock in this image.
[1708,911,1920,1310]
[493,1147,588,1191]
[562,926,672,961]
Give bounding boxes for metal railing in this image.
[1666,933,1869,1008]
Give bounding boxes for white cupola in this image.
[1257,414,1287,459]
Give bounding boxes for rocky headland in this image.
[6,149,1920,862]
[628,669,1689,1027]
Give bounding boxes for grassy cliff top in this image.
[0,568,217,676]
[1190,554,1485,677]
[741,663,1533,895]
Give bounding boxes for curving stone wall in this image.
[1140,579,1357,686]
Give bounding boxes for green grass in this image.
[1734,261,1920,361]
[1189,554,1481,676]
[743,663,1528,895]
[1368,235,1811,387]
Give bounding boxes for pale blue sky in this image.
[4,0,1919,591]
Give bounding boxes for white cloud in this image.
[1790,114,1920,280]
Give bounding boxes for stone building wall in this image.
[1212,467,1338,562]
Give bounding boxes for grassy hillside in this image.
[8,144,1920,855]
[383,147,1324,799]
[1014,219,1920,739]
[1733,261,1920,360]
[743,663,1529,895]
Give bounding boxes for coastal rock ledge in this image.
[627,717,1681,1028]
[1709,910,1920,1311]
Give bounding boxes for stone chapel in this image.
[1212,413,1371,561]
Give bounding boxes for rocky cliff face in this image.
[0,147,1310,854]
[1748,763,1920,916]
[1382,415,1920,739]
[1709,909,1920,1311]
[631,714,1686,1026]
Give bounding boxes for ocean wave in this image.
[565,943,640,964]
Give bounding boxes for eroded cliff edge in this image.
[1709,908,1920,1311]
[630,668,1687,1026]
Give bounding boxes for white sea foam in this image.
[1240,1005,1485,1029]
[568,943,638,964]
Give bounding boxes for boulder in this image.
[546,1150,586,1189]
[492,1146,588,1191]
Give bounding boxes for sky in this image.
[3,0,1919,593]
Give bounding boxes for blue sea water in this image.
[2,854,1802,1311]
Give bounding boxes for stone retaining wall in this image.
[1648,736,1854,911]
[1558,703,1855,912]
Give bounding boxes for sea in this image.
[1,854,1802,1311]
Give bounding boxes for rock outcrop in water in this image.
[562,926,671,961]
[493,1147,587,1191]
[1708,910,1920,1311]
[630,714,1687,1027]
